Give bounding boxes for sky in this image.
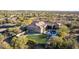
[0,0,79,11]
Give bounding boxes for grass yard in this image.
[26,34,48,44]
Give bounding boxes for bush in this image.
[1,42,12,49]
[58,25,70,37]
[7,27,21,34]
[11,35,29,49]
[48,36,79,49]
[0,34,5,42]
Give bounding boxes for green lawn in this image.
[26,34,48,44]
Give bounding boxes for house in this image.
[27,21,41,34]
[27,21,53,34]
[27,21,60,35]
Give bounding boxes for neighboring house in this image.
[9,15,18,23]
[0,17,8,23]
[0,17,8,20]
[0,15,18,23]
[10,16,18,20]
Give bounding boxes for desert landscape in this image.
[0,10,79,49]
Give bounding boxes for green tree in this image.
[58,25,70,38]
[0,34,12,49]
[0,34,5,43]
[11,35,29,49]
[1,41,12,49]
[22,18,33,25]
[7,27,21,34]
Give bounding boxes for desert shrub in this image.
[48,36,79,49]
[27,40,36,49]
[7,27,21,34]
[58,25,70,37]
[0,34,5,43]
[0,34,12,49]
[22,18,33,25]
[11,35,29,49]
[1,42,12,49]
